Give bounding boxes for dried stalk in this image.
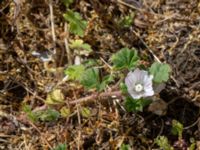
[64,23,72,65]
[69,90,122,105]
[49,0,57,55]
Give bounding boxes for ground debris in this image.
[0,0,200,149]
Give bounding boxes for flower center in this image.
[135,84,143,92]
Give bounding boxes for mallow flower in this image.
[125,68,154,99]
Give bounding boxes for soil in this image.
[0,0,200,149]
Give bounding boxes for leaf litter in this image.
[0,0,200,149]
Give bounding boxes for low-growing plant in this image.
[23,105,60,122]
[155,136,174,150]
[64,47,171,112]
[24,47,171,123]
[171,120,183,140]
[155,120,195,149]
[117,12,135,28]
[120,143,131,150]
[53,143,67,150]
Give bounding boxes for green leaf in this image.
[63,10,87,37]
[120,144,131,150]
[155,136,174,150]
[149,62,171,83]
[53,143,67,150]
[118,12,135,28]
[80,107,91,118]
[125,97,143,112]
[65,65,111,91]
[83,59,98,68]
[120,82,128,94]
[80,68,100,90]
[111,48,139,70]
[99,75,114,91]
[45,89,65,105]
[125,97,151,112]
[69,39,92,54]
[23,105,60,122]
[60,106,71,117]
[64,65,85,81]
[38,108,60,122]
[171,120,183,139]
[189,138,196,150]
[22,105,38,122]
[62,0,73,7]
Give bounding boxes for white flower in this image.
[125,68,154,99]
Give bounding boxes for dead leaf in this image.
[148,98,167,116]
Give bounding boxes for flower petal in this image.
[134,68,148,83]
[125,68,154,99]
[144,88,154,97]
[125,72,137,85]
[130,92,143,99]
[143,75,153,89]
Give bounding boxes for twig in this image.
[69,90,122,105]
[23,134,29,150]
[13,0,21,25]
[49,0,56,55]
[28,121,53,149]
[117,0,164,17]
[0,2,10,13]
[73,91,81,150]
[132,30,161,63]
[16,58,41,75]
[64,23,72,65]
[184,117,200,130]
[117,0,146,13]
[8,77,46,102]
[132,30,180,87]
[100,57,112,69]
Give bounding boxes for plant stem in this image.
[69,90,122,105]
